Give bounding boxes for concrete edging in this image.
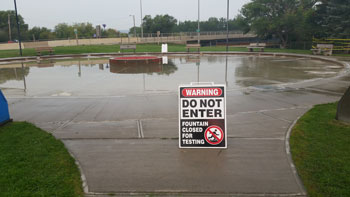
[285,115,308,196]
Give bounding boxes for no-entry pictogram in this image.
[179,83,227,149]
[205,126,224,145]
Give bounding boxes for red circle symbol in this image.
[204,126,224,145]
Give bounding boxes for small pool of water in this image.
[0,55,344,97]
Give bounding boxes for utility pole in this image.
[130,15,136,37]
[197,0,200,45]
[226,0,230,52]
[14,0,22,56]
[74,28,79,45]
[14,0,26,91]
[140,0,143,38]
[8,13,12,41]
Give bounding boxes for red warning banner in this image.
[182,88,222,97]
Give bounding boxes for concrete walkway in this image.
[5,55,350,196]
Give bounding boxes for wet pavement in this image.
[0,55,344,97]
[1,54,349,196]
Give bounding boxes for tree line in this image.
[0,0,349,48]
[132,0,350,48]
[0,10,244,43]
[130,15,245,35]
[0,11,123,43]
[238,0,350,48]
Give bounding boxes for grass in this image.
[1,43,349,60]
[0,43,317,58]
[0,122,83,197]
[290,103,350,197]
[0,44,184,58]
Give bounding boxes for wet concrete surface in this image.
[1,54,350,196]
[0,55,345,97]
[64,138,297,194]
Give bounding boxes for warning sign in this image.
[179,84,227,149]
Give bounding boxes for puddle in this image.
[0,55,344,97]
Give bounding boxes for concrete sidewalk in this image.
[6,65,350,196]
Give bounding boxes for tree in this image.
[178,21,197,32]
[73,23,95,38]
[0,10,29,42]
[239,0,319,48]
[103,28,120,38]
[54,23,96,39]
[178,17,247,33]
[153,15,177,33]
[142,15,177,33]
[0,31,8,43]
[234,15,250,34]
[142,15,154,34]
[29,27,54,41]
[315,0,350,38]
[54,23,74,39]
[204,17,221,31]
[128,27,141,35]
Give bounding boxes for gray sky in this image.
[3,0,250,31]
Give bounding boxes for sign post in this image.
[179,83,227,149]
[74,28,79,46]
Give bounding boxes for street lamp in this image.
[13,0,22,57]
[13,0,26,91]
[140,0,144,38]
[197,0,200,45]
[8,13,12,41]
[130,15,136,37]
[226,0,230,52]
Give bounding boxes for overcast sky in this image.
[3,0,250,31]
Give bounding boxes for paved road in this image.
[4,56,350,196]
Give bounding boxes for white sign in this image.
[161,44,168,53]
[179,83,227,149]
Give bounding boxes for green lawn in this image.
[2,43,350,59]
[290,103,350,197]
[0,122,83,196]
[0,43,316,58]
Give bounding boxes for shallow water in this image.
[0,55,344,97]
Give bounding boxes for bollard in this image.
[336,86,350,123]
[0,90,11,125]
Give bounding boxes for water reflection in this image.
[110,63,163,74]
[0,56,344,97]
[0,67,29,84]
[157,61,178,76]
[225,56,228,86]
[35,60,55,68]
[234,56,333,87]
[110,60,177,75]
[78,61,82,77]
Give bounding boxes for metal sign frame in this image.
[178,82,227,149]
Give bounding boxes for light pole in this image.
[14,0,22,56]
[197,0,200,45]
[8,13,12,41]
[130,15,136,37]
[226,0,230,52]
[140,0,144,38]
[13,0,26,91]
